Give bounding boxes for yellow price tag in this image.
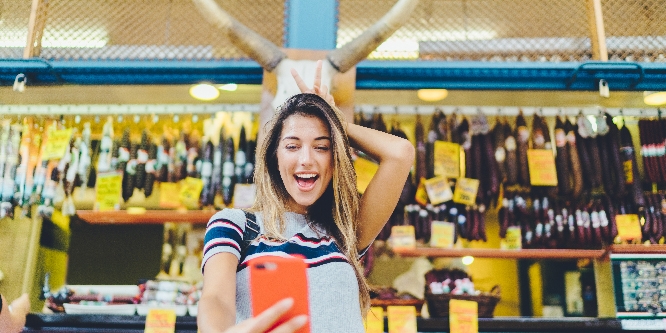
[500,226,522,250]
[434,141,461,178]
[449,299,478,333]
[527,149,558,186]
[390,225,416,250]
[387,306,417,333]
[160,182,181,208]
[453,178,479,206]
[43,128,73,160]
[616,214,642,240]
[430,221,456,248]
[424,176,453,205]
[414,178,429,206]
[144,308,176,333]
[623,160,634,184]
[364,306,384,333]
[95,172,122,211]
[179,177,204,209]
[354,157,379,194]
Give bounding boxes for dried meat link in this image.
[565,119,584,199]
[504,130,519,187]
[144,143,157,198]
[596,131,614,195]
[493,121,508,184]
[483,133,500,203]
[516,112,530,188]
[605,114,626,197]
[122,143,138,202]
[414,114,427,183]
[555,117,571,195]
[135,131,150,190]
[499,197,509,238]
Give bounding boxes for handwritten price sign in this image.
[144,308,176,333]
[453,178,479,206]
[449,299,478,333]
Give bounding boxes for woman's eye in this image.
[285,144,298,150]
[315,146,330,151]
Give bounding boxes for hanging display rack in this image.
[0,103,658,117]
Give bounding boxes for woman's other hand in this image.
[290,60,336,107]
[223,298,308,333]
[0,293,30,333]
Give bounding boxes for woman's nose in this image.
[299,148,313,165]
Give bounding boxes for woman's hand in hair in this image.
[290,60,336,107]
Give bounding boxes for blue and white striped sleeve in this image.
[201,208,246,273]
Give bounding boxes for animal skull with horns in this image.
[193,0,419,129]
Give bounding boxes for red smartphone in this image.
[248,255,310,333]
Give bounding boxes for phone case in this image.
[248,255,310,333]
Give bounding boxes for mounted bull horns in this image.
[328,0,420,73]
[193,0,419,73]
[192,0,286,72]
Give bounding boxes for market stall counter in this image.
[24,314,666,333]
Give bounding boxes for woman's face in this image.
[277,114,334,214]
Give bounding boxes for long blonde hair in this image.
[251,93,370,314]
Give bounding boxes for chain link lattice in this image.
[602,0,666,62]
[1,0,665,62]
[338,0,592,62]
[1,0,284,60]
[0,0,32,58]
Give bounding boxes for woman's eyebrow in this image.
[281,136,330,141]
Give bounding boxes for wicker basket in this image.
[425,285,501,318]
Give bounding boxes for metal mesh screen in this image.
[2,0,666,63]
[2,0,284,60]
[602,0,666,62]
[338,0,592,62]
[0,0,32,58]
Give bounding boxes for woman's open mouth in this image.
[294,173,319,191]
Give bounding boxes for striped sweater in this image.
[202,208,365,333]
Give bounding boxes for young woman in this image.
[198,61,415,333]
[0,293,30,333]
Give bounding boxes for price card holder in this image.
[354,157,379,194]
[615,214,642,240]
[434,141,461,178]
[233,183,257,208]
[364,306,384,333]
[44,128,73,160]
[144,308,176,333]
[160,182,181,208]
[449,299,478,333]
[387,306,417,333]
[179,177,204,209]
[527,149,558,186]
[500,226,522,250]
[424,176,453,205]
[390,226,416,250]
[95,172,122,211]
[430,221,456,248]
[415,178,429,206]
[453,178,479,206]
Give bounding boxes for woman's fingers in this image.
[247,298,294,332]
[312,60,323,93]
[320,84,335,107]
[269,315,308,333]
[290,68,310,93]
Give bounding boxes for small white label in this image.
[201,161,213,177]
[223,161,235,176]
[620,319,665,330]
[137,149,149,163]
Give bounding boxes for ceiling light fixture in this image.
[461,256,474,266]
[644,91,666,106]
[219,83,238,91]
[190,83,220,101]
[417,89,448,102]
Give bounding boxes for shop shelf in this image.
[393,247,607,260]
[608,244,666,255]
[75,210,216,225]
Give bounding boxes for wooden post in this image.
[24,0,49,58]
[586,0,608,61]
